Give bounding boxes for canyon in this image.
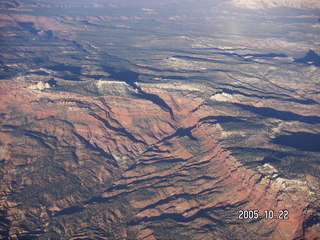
[0,0,319,239]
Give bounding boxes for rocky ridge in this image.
[0,73,319,239]
[0,0,319,239]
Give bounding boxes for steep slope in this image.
[0,75,319,239]
[0,0,319,239]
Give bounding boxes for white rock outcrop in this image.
[28,81,51,91]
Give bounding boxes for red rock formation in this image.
[0,77,318,239]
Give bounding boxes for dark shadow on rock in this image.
[272,132,320,152]
[46,78,57,87]
[54,206,85,217]
[103,68,174,116]
[28,71,49,76]
[199,115,246,123]
[294,50,320,67]
[108,70,139,88]
[17,22,38,34]
[84,196,109,204]
[46,64,82,75]
[83,74,106,80]
[243,53,287,58]
[234,103,320,124]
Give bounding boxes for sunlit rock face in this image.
[0,0,319,239]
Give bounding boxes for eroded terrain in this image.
[0,0,320,239]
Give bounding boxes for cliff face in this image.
[0,75,319,239]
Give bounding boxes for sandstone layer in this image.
[0,74,319,239]
[0,0,319,239]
